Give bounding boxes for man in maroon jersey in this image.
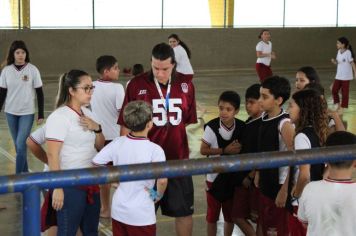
[118,43,197,236]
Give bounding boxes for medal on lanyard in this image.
[154,77,171,127]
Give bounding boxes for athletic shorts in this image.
[231,185,259,221]
[255,63,273,82]
[157,176,194,217]
[206,181,233,223]
[288,206,307,236]
[258,193,289,236]
[112,219,156,236]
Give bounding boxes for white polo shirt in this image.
[256,41,272,66]
[29,125,49,171]
[298,179,356,236]
[92,134,166,226]
[174,45,194,75]
[0,63,42,115]
[335,49,354,81]
[91,80,125,140]
[45,106,98,170]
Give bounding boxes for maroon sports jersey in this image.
[118,72,197,160]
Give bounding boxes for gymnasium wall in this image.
[1,28,356,76]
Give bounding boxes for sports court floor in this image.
[0,68,355,235]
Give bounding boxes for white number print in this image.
[152,98,182,126]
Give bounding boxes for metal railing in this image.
[0,145,355,235]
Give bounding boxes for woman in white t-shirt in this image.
[0,40,44,173]
[330,37,356,115]
[168,34,194,81]
[255,29,276,82]
[46,70,104,235]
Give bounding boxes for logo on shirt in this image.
[138,89,147,95]
[22,75,29,81]
[181,83,188,93]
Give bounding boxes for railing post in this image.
[23,186,41,236]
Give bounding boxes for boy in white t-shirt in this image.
[298,131,356,236]
[92,101,167,236]
[91,55,125,218]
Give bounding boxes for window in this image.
[285,0,337,27]
[3,0,356,29]
[338,0,356,26]
[30,0,93,28]
[0,0,18,28]
[234,0,284,27]
[94,0,162,28]
[163,0,210,28]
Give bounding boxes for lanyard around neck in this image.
[154,77,171,111]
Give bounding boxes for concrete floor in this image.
[0,68,355,235]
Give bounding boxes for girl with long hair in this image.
[330,36,356,115]
[288,89,329,236]
[0,40,44,173]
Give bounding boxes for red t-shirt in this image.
[118,72,197,160]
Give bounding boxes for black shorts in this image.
[156,176,194,217]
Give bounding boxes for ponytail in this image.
[179,41,191,59]
[55,73,69,108]
[55,70,89,108]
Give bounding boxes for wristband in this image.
[291,194,300,204]
[145,187,163,201]
[93,124,102,133]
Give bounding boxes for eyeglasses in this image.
[76,85,95,94]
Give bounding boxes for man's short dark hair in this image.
[219,91,241,110]
[261,76,291,106]
[151,43,176,64]
[96,55,117,74]
[326,131,356,168]
[245,83,261,100]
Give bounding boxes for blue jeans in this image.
[6,113,34,173]
[57,187,100,236]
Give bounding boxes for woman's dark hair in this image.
[297,66,320,84]
[258,29,270,39]
[292,89,328,146]
[304,83,325,96]
[338,36,355,59]
[55,70,89,108]
[6,40,30,65]
[168,34,191,59]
